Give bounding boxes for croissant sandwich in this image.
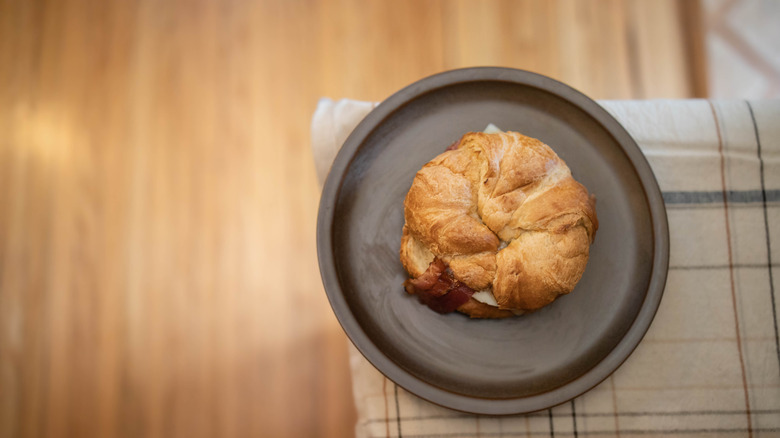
[401,130,598,318]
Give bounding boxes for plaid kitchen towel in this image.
[311,98,780,437]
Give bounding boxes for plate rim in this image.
[316,67,670,415]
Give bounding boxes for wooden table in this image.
[0,1,703,436]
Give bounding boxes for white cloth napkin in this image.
[311,97,780,437]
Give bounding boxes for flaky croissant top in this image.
[400,131,598,318]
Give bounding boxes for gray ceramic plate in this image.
[317,68,669,415]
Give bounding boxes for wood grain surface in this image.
[0,1,702,437]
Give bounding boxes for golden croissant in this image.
[401,131,598,318]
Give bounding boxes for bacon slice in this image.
[404,258,475,314]
[405,258,447,292]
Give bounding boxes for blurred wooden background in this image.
[0,1,704,437]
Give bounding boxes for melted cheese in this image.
[472,289,499,306]
[483,123,503,134]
